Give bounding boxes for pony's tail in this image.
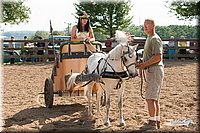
[65,73,82,95]
[83,65,89,74]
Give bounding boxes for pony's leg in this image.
[104,86,111,126]
[86,82,94,116]
[96,83,103,115]
[117,82,126,126]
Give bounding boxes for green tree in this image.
[167,0,199,21]
[74,0,132,38]
[1,0,31,25]
[52,31,65,36]
[29,31,49,40]
[124,25,198,39]
[123,24,145,37]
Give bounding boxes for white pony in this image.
[86,30,138,126]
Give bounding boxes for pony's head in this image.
[121,43,139,78]
[108,42,139,78]
[115,30,128,44]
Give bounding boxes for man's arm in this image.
[137,53,162,69]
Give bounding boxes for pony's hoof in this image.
[97,109,101,114]
[87,112,93,116]
[119,117,126,126]
[119,122,126,126]
[96,111,101,116]
[104,122,111,127]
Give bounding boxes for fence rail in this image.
[2,38,199,64]
[129,38,199,60]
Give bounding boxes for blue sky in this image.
[1,0,197,32]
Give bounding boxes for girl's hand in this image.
[86,37,91,41]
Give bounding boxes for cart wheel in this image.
[44,78,54,108]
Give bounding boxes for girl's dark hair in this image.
[77,12,90,33]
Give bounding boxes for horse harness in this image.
[81,42,145,99]
[93,46,137,90]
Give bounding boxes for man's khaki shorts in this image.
[145,65,164,100]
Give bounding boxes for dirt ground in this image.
[1,60,199,132]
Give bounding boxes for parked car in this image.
[49,35,71,41]
[162,43,169,54]
[48,35,71,54]
[3,50,22,63]
[48,35,71,46]
[136,49,144,59]
[136,43,168,59]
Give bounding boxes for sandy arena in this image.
[2,60,199,132]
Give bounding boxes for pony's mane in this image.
[107,30,132,60]
[115,30,128,44]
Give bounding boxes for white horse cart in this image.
[43,41,102,108]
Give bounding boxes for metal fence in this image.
[3,39,61,64]
[2,38,199,64]
[130,38,199,60]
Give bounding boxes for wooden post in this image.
[44,42,48,62]
[174,40,179,60]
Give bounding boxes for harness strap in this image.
[81,79,105,88]
[114,78,123,89]
[97,58,104,74]
[81,79,93,87]
[126,62,136,68]
[101,71,128,79]
[103,61,121,78]
[121,56,136,78]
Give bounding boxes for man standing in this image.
[137,19,164,130]
[9,36,15,64]
[36,36,45,62]
[9,36,15,48]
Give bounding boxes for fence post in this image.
[44,42,49,63]
[33,47,37,63]
[174,40,179,60]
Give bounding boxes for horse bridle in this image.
[121,46,137,78]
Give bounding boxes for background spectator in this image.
[9,36,15,64]
[178,35,187,54]
[36,36,45,62]
[105,37,112,48]
[178,35,187,47]
[9,36,15,48]
[21,36,30,62]
[23,36,30,47]
[168,36,175,60]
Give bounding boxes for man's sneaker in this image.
[140,120,157,130]
[157,121,160,129]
